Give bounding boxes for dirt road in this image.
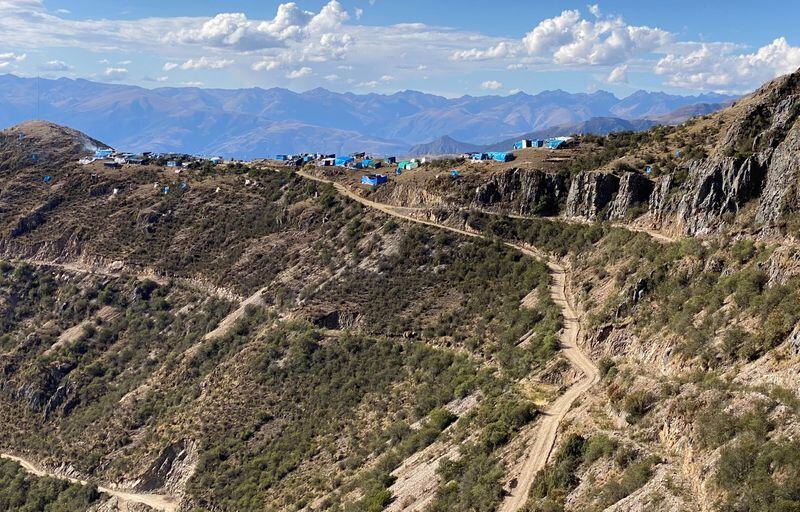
[0,454,179,512]
[498,262,599,512]
[297,171,599,511]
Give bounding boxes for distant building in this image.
[386,156,397,164]
[450,170,460,178]
[166,161,178,167]
[514,139,533,149]
[471,153,488,161]
[95,149,113,159]
[335,155,355,166]
[547,137,573,149]
[275,155,289,161]
[487,152,513,162]
[397,160,419,171]
[361,174,388,186]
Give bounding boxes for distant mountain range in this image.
[0,74,737,158]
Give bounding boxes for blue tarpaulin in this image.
[361,174,388,186]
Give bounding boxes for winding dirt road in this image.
[498,262,599,512]
[0,454,178,512]
[297,171,600,511]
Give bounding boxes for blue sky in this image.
[1,0,799,97]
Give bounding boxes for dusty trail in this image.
[0,454,178,512]
[498,262,599,512]
[298,171,599,511]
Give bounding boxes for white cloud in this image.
[169,1,348,51]
[523,9,582,56]
[103,67,128,80]
[355,8,364,20]
[143,75,169,82]
[607,63,628,83]
[452,41,517,61]
[286,66,312,79]
[39,59,73,71]
[163,56,233,71]
[324,73,340,81]
[481,80,503,90]
[588,4,601,18]
[380,74,395,82]
[0,52,26,69]
[655,37,800,91]
[251,58,281,71]
[181,81,204,87]
[537,11,671,65]
[180,56,234,70]
[454,8,670,67]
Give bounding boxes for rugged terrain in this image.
[2,68,800,512]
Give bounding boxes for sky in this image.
[1,0,800,97]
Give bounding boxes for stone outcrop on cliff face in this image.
[669,71,800,234]
[674,155,769,235]
[564,171,620,220]
[647,175,673,226]
[474,168,568,216]
[607,172,655,221]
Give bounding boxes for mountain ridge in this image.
[0,74,737,157]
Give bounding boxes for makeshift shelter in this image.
[361,174,388,186]
[335,156,355,166]
[488,152,513,162]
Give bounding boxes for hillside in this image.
[2,68,800,512]
[0,74,735,157]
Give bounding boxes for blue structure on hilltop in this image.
[361,174,388,186]
[95,149,113,158]
[335,156,355,166]
[487,152,513,162]
[546,138,572,149]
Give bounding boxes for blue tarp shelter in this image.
[361,174,388,186]
[488,152,513,162]
[335,156,355,166]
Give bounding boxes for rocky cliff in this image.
[474,168,568,216]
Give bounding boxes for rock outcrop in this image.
[607,172,655,220]
[565,171,620,220]
[474,168,568,216]
[674,155,769,235]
